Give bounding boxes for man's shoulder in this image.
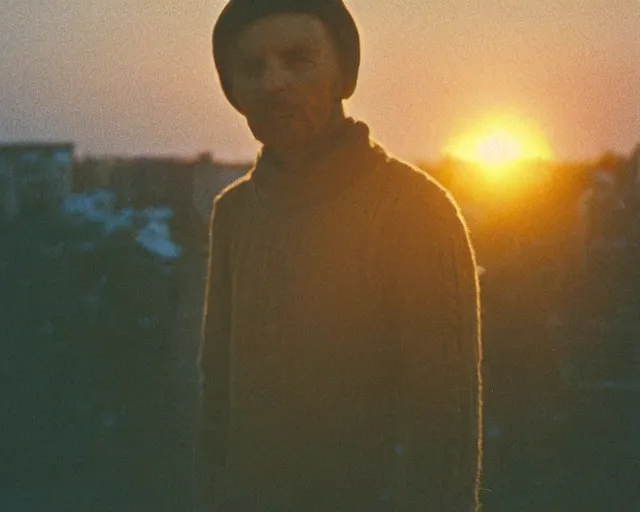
[206,170,256,234]
[212,171,254,215]
[379,150,462,224]
[377,150,474,257]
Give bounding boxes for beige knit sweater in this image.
[195,119,482,512]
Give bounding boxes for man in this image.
[195,1,483,510]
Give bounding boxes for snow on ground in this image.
[62,190,182,259]
[136,208,182,260]
[62,189,119,229]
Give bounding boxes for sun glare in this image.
[444,114,554,177]
[473,131,524,167]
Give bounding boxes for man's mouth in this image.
[264,102,296,120]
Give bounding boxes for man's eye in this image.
[284,51,313,68]
[238,58,263,77]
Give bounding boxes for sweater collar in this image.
[251,118,379,212]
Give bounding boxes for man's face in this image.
[228,13,342,150]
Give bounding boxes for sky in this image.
[1,0,639,163]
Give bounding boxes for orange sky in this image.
[0,0,638,163]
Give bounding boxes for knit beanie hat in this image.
[213,0,360,111]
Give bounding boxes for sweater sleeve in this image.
[390,180,483,512]
[193,197,232,510]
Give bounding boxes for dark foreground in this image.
[1,215,639,511]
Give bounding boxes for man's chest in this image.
[226,202,391,384]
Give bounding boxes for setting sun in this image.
[444,114,554,176]
[473,131,525,167]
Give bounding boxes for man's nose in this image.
[261,60,289,93]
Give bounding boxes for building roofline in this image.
[213,161,254,170]
[0,142,75,152]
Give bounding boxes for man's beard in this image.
[247,102,315,148]
[247,98,342,151]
